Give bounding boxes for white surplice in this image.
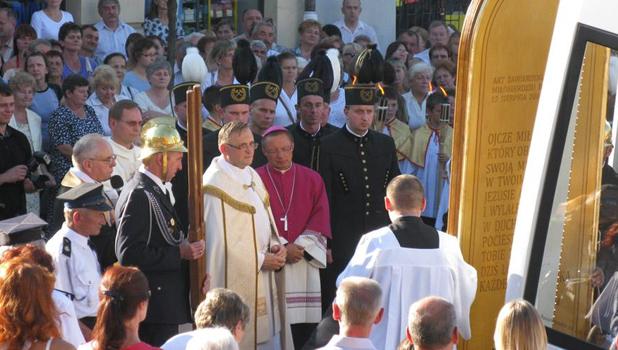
[336,227,477,350]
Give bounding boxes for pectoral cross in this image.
[280,215,288,231]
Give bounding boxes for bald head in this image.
[407,297,457,350]
[386,174,425,211]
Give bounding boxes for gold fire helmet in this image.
[605,121,613,147]
[139,116,187,160]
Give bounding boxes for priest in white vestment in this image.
[106,100,143,185]
[202,121,294,350]
[335,175,477,350]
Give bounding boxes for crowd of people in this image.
[0,0,562,349]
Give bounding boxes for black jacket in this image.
[287,123,337,171]
[318,127,400,304]
[203,128,267,169]
[116,173,191,325]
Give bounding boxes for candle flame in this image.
[428,81,433,92]
[352,75,358,85]
[377,82,385,95]
[439,86,448,97]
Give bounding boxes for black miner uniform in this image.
[203,83,267,168]
[318,84,400,307]
[287,123,337,171]
[115,121,191,347]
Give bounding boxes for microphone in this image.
[110,175,124,191]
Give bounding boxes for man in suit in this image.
[318,83,400,308]
[115,118,205,346]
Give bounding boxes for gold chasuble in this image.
[203,156,293,350]
[410,123,453,167]
[385,118,415,163]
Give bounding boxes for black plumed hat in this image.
[233,39,258,85]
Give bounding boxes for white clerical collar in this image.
[268,162,293,174]
[107,136,136,153]
[218,156,253,187]
[300,120,320,136]
[345,124,368,137]
[70,167,96,183]
[139,165,168,193]
[176,120,187,131]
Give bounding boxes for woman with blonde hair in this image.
[79,265,154,350]
[0,258,75,350]
[86,64,124,136]
[494,299,547,350]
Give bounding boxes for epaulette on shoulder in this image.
[62,237,71,257]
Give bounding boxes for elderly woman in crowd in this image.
[87,65,126,136]
[134,58,172,120]
[250,40,267,67]
[104,52,138,100]
[0,258,75,350]
[123,38,157,92]
[1,245,84,347]
[143,0,184,45]
[403,62,433,130]
[433,61,456,90]
[295,19,321,60]
[78,266,155,350]
[86,65,129,136]
[207,40,237,87]
[48,74,103,182]
[25,51,62,152]
[8,71,52,214]
[2,24,37,78]
[494,299,547,350]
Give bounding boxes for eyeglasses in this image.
[343,52,355,58]
[89,154,117,164]
[225,142,258,151]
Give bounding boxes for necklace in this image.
[266,164,296,232]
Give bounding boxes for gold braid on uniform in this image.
[145,190,185,245]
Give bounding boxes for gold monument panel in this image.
[451,0,558,348]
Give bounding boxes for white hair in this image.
[186,327,239,350]
[407,61,434,80]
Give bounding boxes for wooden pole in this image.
[187,84,205,310]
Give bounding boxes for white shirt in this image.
[402,91,427,130]
[140,165,175,204]
[46,225,101,318]
[414,48,431,65]
[317,335,377,350]
[94,20,136,61]
[106,137,141,186]
[52,290,86,347]
[161,330,199,350]
[134,91,172,116]
[274,89,297,126]
[333,19,379,48]
[31,10,75,40]
[328,88,347,128]
[86,93,126,136]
